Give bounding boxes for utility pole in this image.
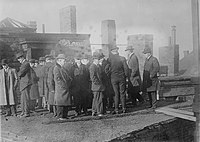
[191,0,200,142]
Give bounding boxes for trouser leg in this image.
[53,105,57,116]
[119,80,126,111]
[37,97,42,108]
[96,92,103,114]
[10,105,16,116]
[21,88,30,115]
[57,106,63,118]
[112,81,119,112]
[92,93,97,113]
[151,91,157,107]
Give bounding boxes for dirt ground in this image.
[0,100,192,142]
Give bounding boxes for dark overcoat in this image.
[106,53,129,82]
[143,55,160,92]
[47,64,55,105]
[72,63,90,94]
[35,64,45,97]
[30,67,39,100]
[0,68,18,105]
[54,63,72,106]
[89,63,105,92]
[18,60,31,91]
[127,53,142,87]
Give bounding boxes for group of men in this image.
[0,45,160,120]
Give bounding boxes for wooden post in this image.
[191,0,200,142]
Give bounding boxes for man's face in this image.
[30,63,35,68]
[2,64,8,69]
[81,58,89,65]
[17,57,23,63]
[34,63,38,67]
[58,59,65,66]
[75,59,81,64]
[144,53,151,58]
[99,58,104,65]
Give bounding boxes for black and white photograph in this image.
[0,0,200,141]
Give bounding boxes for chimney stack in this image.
[168,36,172,46]
[171,26,176,46]
[42,24,45,33]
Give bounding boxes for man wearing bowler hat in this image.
[125,46,144,107]
[16,52,31,117]
[142,47,160,109]
[0,59,18,116]
[106,46,129,114]
[54,54,72,120]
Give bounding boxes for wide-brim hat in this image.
[142,47,152,54]
[56,54,66,59]
[110,46,119,51]
[125,45,134,51]
[45,54,54,60]
[1,59,8,65]
[39,57,45,61]
[16,52,24,59]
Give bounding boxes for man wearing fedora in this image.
[106,46,129,114]
[54,54,72,120]
[142,47,160,109]
[125,46,144,107]
[89,52,105,116]
[0,59,18,116]
[16,52,31,117]
[34,57,46,109]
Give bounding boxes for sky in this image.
[0,0,193,58]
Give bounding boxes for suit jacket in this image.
[35,64,45,97]
[127,53,141,87]
[0,68,18,105]
[106,53,129,81]
[18,60,31,91]
[143,55,160,92]
[29,67,39,100]
[54,63,72,106]
[89,63,105,92]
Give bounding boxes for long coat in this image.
[89,63,105,92]
[35,64,45,97]
[30,67,39,100]
[54,63,72,106]
[143,55,160,92]
[0,68,18,105]
[18,60,31,91]
[47,64,55,105]
[127,53,142,87]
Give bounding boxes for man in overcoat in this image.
[54,54,72,120]
[16,52,32,117]
[125,46,144,106]
[34,57,45,109]
[29,59,39,111]
[72,54,90,116]
[43,55,55,112]
[0,59,18,116]
[106,46,129,114]
[89,52,105,116]
[142,47,160,109]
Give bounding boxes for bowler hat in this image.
[1,59,8,65]
[92,52,101,59]
[110,46,119,51]
[56,54,66,59]
[16,52,24,59]
[125,45,134,51]
[142,47,152,54]
[29,59,35,63]
[39,57,45,61]
[82,54,91,59]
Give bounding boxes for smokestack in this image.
[168,36,172,46]
[183,50,189,57]
[171,26,176,46]
[42,24,45,33]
